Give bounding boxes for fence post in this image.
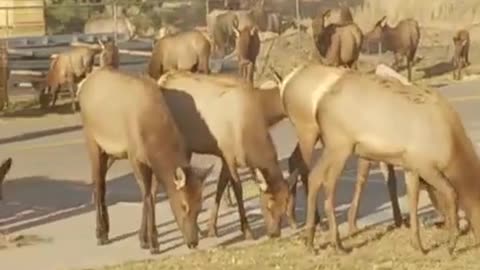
[113,1,118,45]
[0,39,8,111]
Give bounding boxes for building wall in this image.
[0,0,46,37]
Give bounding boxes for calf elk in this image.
[78,68,212,254]
[452,29,470,80]
[364,17,420,81]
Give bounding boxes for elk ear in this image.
[233,26,240,37]
[192,164,214,184]
[269,66,283,84]
[322,9,331,19]
[174,167,187,190]
[255,168,269,193]
[377,16,387,27]
[250,26,258,36]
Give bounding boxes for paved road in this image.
[1,78,480,270]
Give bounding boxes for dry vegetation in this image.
[92,224,480,270]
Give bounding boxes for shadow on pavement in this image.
[0,125,82,145]
[0,173,218,234]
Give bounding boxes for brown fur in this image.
[78,68,212,254]
[154,71,296,239]
[98,40,119,69]
[274,63,480,255]
[364,17,421,81]
[452,29,470,81]
[44,46,102,112]
[312,9,363,69]
[234,25,261,84]
[147,30,211,80]
[0,157,12,201]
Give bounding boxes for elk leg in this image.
[199,53,210,74]
[222,182,235,207]
[347,158,372,235]
[50,88,59,109]
[407,58,412,82]
[322,147,350,253]
[380,162,403,228]
[130,158,158,254]
[85,134,109,245]
[207,162,231,238]
[404,170,424,253]
[418,166,459,255]
[248,62,255,84]
[69,82,77,112]
[288,127,321,228]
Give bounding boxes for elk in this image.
[108,71,296,239]
[364,16,420,81]
[208,10,239,58]
[233,25,260,84]
[271,63,480,255]
[84,16,136,41]
[78,68,213,254]
[311,9,363,69]
[452,29,470,81]
[42,44,104,112]
[0,157,12,201]
[147,30,211,80]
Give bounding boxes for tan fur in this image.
[364,17,420,81]
[147,30,211,80]
[44,46,102,112]
[233,25,261,84]
[312,9,363,68]
[156,71,296,239]
[78,68,212,253]
[277,63,480,254]
[452,29,470,81]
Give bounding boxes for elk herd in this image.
[2,0,480,260]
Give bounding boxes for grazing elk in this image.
[147,30,211,80]
[42,45,104,112]
[0,157,12,200]
[452,29,470,81]
[311,9,363,68]
[271,63,480,255]
[78,68,213,254]
[234,24,260,84]
[155,71,295,239]
[364,16,420,81]
[108,71,296,239]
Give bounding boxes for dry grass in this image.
[353,0,480,33]
[92,224,480,270]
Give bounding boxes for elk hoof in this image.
[96,236,109,246]
[289,220,298,230]
[140,241,149,250]
[150,246,160,255]
[244,229,255,240]
[207,227,218,238]
[348,225,359,237]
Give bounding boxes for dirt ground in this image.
[93,223,480,270]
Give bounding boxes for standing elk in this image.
[0,157,12,201]
[234,25,260,84]
[271,63,480,255]
[147,30,211,80]
[311,9,363,69]
[452,29,470,81]
[364,16,420,81]
[78,68,213,254]
[42,44,105,112]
